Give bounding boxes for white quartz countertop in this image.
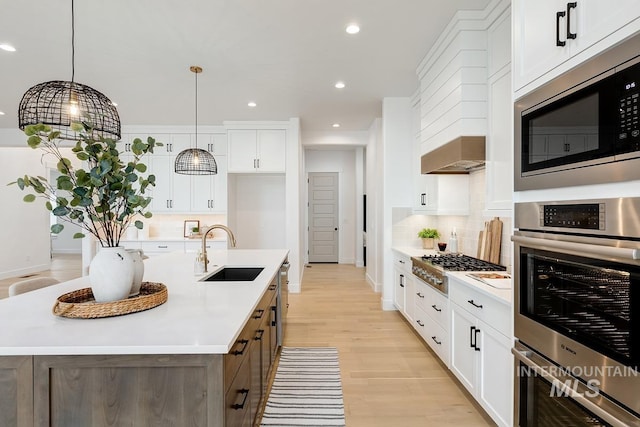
[447,271,512,305]
[0,249,288,356]
[391,246,438,258]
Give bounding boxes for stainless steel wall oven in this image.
[512,198,640,426]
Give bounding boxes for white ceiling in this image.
[0,0,490,133]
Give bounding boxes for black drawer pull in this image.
[269,285,277,291]
[431,304,441,312]
[416,320,424,327]
[253,309,265,319]
[556,10,566,46]
[230,339,249,356]
[467,299,483,309]
[416,292,424,299]
[431,336,441,345]
[566,2,577,40]
[231,388,249,410]
[254,329,265,341]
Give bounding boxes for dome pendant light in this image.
[175,66,217,175]
[17,0,121,140]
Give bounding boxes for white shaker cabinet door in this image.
[228,130,257,172]
[450,303,478,396]
[256,130,286,172]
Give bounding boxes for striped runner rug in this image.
[260,347,346,427]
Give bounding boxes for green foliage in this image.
[9,122,163,247]
[417,228,440,239]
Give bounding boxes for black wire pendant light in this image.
[17,0,121,140]
[175,66,217,175]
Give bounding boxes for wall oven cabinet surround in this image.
[513,198,640,422]
[515,32,640,190]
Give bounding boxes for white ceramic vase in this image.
[127,249,145,297]
[89,247,135,302]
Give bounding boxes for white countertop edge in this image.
[446,271,512,305]
[392,246,438,258]
[0,344,231,356]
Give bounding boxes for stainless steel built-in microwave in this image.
[515,33,640,191]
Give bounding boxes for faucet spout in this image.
[201,224,236,272]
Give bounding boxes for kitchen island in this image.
[0,249,288,427]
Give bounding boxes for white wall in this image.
[381,98,413,310]
[0,148,52,279]
[365,119,382,291]
[305,149,357,264]
[228,174,286,250]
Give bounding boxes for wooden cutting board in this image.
[477,218,503,264]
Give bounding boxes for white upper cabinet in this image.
[190,156,227,213]
[513,0,640,97]
[227,129,286,173]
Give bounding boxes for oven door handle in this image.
[512,347,633,427]
[512,235,640,260]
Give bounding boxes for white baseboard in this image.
[0,262,51,280]
[381,297,397,311]
[355,260,364,268]
[52,249,82,255]
[288,281,301,293]
[365,272,382,292]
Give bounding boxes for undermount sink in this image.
[200,267,264,282]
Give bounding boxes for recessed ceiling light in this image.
[0,44,16,52]
[332,123,340,128]
[0,111,5,115]
[334,81,345,89]
[248,101,257,107]
[345,24,360,35]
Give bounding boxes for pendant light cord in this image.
[194,69,198,148]
[71,0,75,83]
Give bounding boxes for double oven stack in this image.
[513,198,640,426]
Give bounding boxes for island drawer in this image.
[225,316,258,394]
[225,351,252,427]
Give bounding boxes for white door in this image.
[450,304,478,395]
[308,172,338,263]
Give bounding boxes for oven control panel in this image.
[540,203,605,230]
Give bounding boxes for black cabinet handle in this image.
[254,329,265,341]
[431,336,441,346]
[231,389,249,410]
[431,304,442,312]
[253,309,265,319]
[398,260,405,264]
[158,245,168,249]
[230,339,249,356]
[257,158,260,168]
[474,328,481,352]
[416,320,424,327]
[416,292,424,299]
[399,274,404,287]
[468,299,483,309]
[566,2,577,40]
[271,306,277,326]
[556,10,566,46]
[421,193,426,206]
[470,326,476,349]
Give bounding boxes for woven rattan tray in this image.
[52,282,168,319]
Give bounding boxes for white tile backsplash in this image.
[392,169,512,269]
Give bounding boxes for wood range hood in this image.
[421,136,486,174]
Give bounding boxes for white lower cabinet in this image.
[414,279,450,366]
[449,278,512,427]
[392,251,411,313]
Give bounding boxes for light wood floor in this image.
[0,254,82,299]
[0,257,493,426]
[286,263,494,427]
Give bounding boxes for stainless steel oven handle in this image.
[512,347,634,427]
[512,235,640,260]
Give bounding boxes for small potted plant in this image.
[417,228,440,249]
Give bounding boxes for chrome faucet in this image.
[201,224,237,272]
